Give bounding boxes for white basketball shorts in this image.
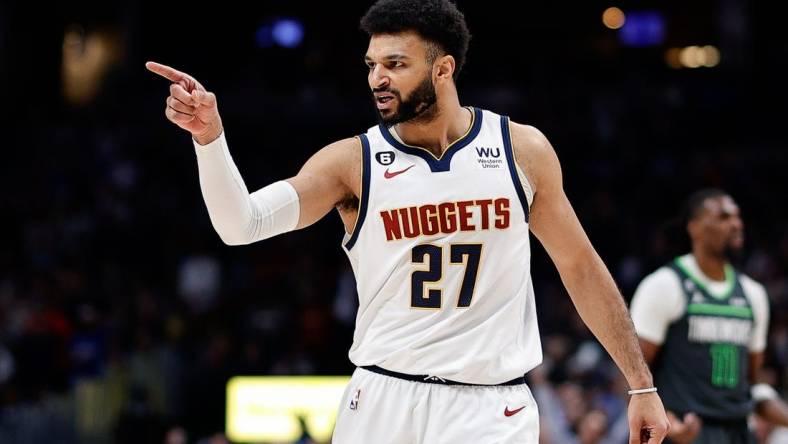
[332,367,539,444]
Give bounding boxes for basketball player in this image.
[147,0,669,442]
[631,189,788,443]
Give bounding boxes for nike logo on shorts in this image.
[504,405,525,417]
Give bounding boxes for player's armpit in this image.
[286,137,361,229]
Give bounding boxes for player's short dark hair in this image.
[683,188,730,222]
[360,0,471,80]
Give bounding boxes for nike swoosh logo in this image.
[504,406,525,417]
[384,165,415,179]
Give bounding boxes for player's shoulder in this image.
[631,265,685,319]
[637,265,682,292]
[314,137,362,163]
[504,120,555,193]
[737,272,768,303]
[738,271,766,291]
[507,120,552,157]
[323,136,362,153]
[303,137,362,184]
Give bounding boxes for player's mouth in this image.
[375,93,396,110]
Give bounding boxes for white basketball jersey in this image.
[342,107,542,384]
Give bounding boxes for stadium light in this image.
[669,45,721,69]
[256,18,305,49]
[272,18,305,48]
[602,7,626,30]
[618,11,664,47]
[701,45,720,67]
[664,48,682,69]
[680,46,703,68]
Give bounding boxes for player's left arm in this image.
[752,377,788,426]
[746,282,788,426]
[509,121,669,443]
[752,351,788,426]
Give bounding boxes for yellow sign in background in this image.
[226,376,350,443]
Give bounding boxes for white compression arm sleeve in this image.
[193,132,300,245]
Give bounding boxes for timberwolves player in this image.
[631,190,788,443]
[148,0,669,442]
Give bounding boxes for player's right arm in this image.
[147,61,358,244]
[510,122,669,443]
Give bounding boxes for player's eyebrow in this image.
[364,54,411,63]
[720,208,738,217]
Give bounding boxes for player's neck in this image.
[691,249,727,281]
[394,98,470,157]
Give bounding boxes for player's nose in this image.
[368,65,390,89]
[730,216,743,231]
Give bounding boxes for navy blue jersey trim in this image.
[501,116,530,223]
[344,134,371,250]
[378,107,483,173]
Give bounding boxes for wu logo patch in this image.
[349,389,361,410]
[475,147,501,158]
[475,146,503,169]
[376,151,395,166]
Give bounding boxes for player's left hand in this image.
[627,392,670,443]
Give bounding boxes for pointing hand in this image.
[146,61,223,145]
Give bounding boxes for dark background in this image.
[0,1,786,443]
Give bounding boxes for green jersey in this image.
[654,258,753,419]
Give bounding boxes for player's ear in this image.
[686,219,700,241]
[434,54,455,82]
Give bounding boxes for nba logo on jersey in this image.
[349,389,361,410]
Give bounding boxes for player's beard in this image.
[723,242,744,263]
[374,75,438,128]
[722,233,745,263]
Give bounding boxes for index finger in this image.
[145,61,186,82]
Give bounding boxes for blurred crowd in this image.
[1,2,787,443]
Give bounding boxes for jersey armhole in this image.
[500,116,530,222]
[514,163,534,208]
[344,134,371,250]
